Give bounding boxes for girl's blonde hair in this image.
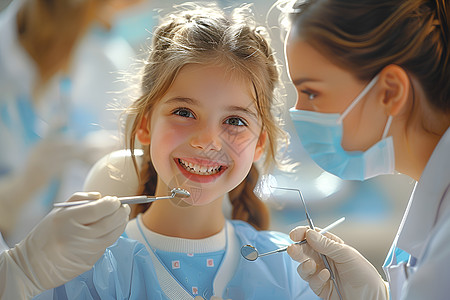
[125,3,285,230]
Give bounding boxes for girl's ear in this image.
[378,64,410,116]
[136,114,151,145]
[253,130,267,162]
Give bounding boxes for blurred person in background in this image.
[0,0,148,298]
[0,0,142,247]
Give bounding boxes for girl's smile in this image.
[175,157,229,183]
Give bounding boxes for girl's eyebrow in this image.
[164,97,258,120]
[164,97,199,105]
[226,105,258,120]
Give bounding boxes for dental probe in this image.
[271,186,344,300]
[53,188,190,208]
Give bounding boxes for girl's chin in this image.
[168,191,221,208]
[168,192,205,207]
[169,197,192,208]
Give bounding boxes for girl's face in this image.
[138,64,266,206]
[285,34,387,152]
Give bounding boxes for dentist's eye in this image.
[173,108,195,119]
[225,117,247,127]
[300,89,317,100]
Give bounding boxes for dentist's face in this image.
[139,64,265,206]
[285,33,387,152]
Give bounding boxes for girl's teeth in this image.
[179,159,222,175]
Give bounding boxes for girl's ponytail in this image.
[228,164,270,230]
[130,147,157,219]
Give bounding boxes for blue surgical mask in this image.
[289,75,395,181]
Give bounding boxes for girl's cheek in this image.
[222,130,258,155]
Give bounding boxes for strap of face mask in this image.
[382,115,393,139]
[337,75,380,124]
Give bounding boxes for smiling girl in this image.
[35,3,319,300]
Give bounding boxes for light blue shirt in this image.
[154,248,225,298]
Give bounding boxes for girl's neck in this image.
[141,187,226,239]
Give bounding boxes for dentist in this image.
[282,0,450,299]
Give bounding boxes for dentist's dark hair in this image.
[125,3,286,230]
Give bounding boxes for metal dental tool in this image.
[53,188,191,207]
[241,216,345,261]
[270,186,343,300]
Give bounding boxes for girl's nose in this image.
[190,126,222,152]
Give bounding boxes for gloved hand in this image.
[0,136,79,233]
[0,192,130,299]
[287,227,389,300]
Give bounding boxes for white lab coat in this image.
[0,234,8,253]
[383,127,450,300]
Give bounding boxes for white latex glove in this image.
[0,192,130,299]
[0,137,79,233]
[287,227,389,300]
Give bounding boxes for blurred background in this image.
[0,0,415,278]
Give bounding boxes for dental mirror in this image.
[171,187,191,198]
[241,217,345,261]
[241,239,308,262]
[54,187,191,207]
[241,244,259,261]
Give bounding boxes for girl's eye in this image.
[300,89,317,100]
[225,117,247,127]
[173,108,195,119]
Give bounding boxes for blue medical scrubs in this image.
[35,220,320,300]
